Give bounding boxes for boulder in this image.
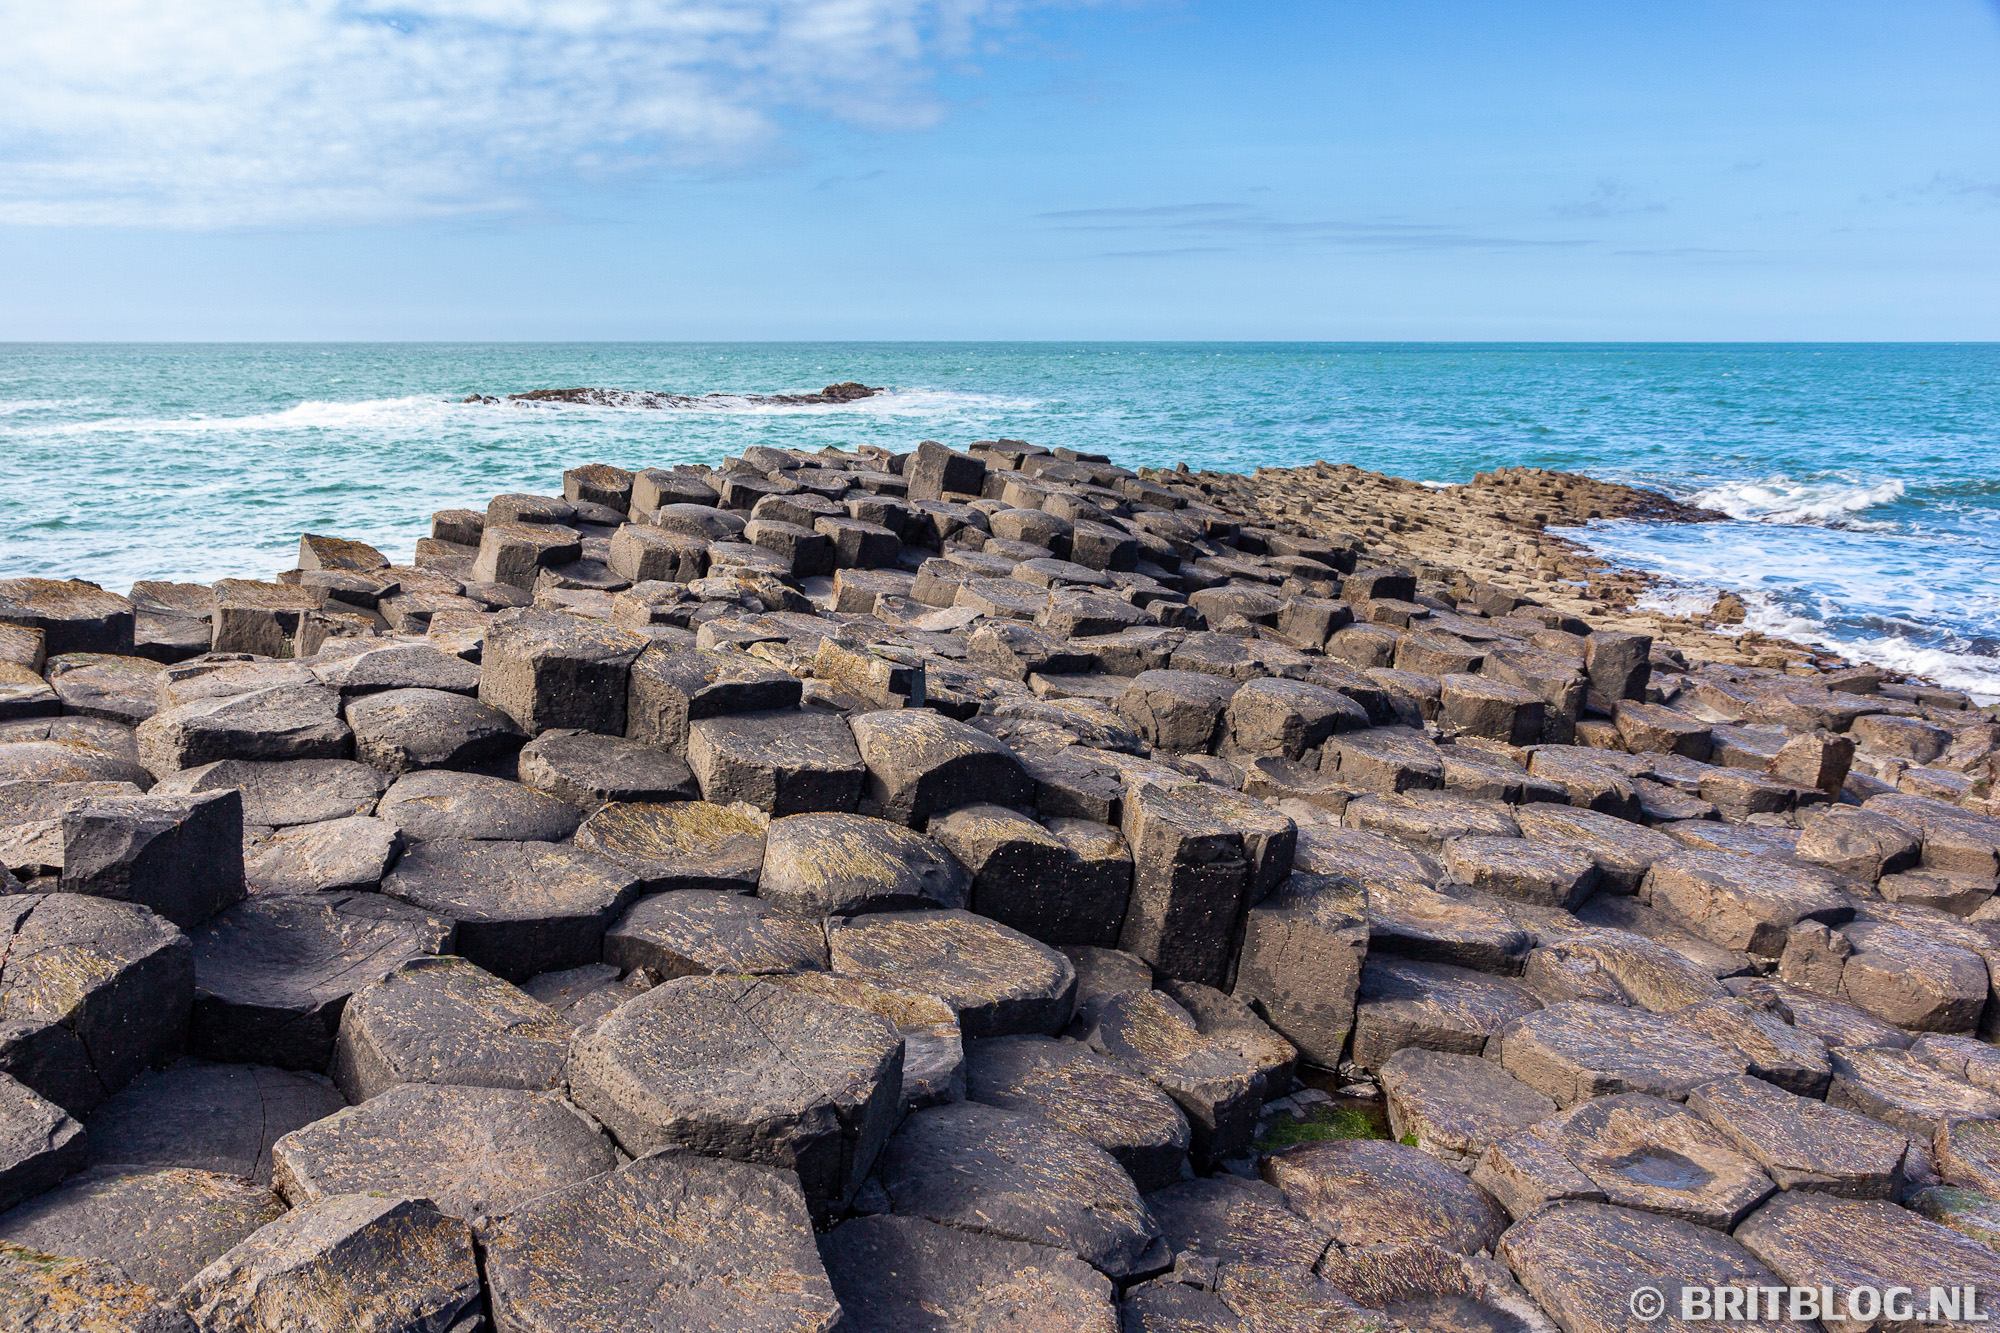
[820,1213,1116,1333]
[768,971,965,1109]
[0,894,194,1116]
[573,799,766,892]
[605,889,829,977]
[381,838,637,981]
[1231,867,1370,1067]
[330,955,568,1102]
[1142,1174,1332,1269]
[1442,836,1597,910]
[0,1164,283,1295]
[0,579,135,657]
[515,728,696,807]
[481,1150,842,1333]
[1380,1048,1556,1171]
[478,608,647,735]
[137,685,351,775]
[468,520,581,589]
[1669,996,1831,1097]
[688,708,865,815]
[1262,1138,1508,1254]
[151,758,385,827]
[375,769,584,842]
[849,709,1032,826]
[1324,726,1446,794]
[568,974,901,1208]
[0,741,153,790]
[1222,678,1367,760]
[624,643,802,750]
[43,654,162,725]
[82,1059,343,1184]
[179,1193,482,1333]
[966,1035,1191,1192]
[57,789,244,929]
[828,909,1077,1039]
[1350,956,1542,1070]
[1440,673,1546,746]
[188,892,452,1070]
[1833,919,1989,1034]
[271,1083,616,1223]
[1082,989,1271,1169]
[876,1101,1164,1280]
[343,686,524,774]
[757,812,969,916]
[1644,847,1854,957]
[243,816,402,895]
[1116,670,1239,753]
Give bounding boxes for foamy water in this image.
[2,342,1995,693]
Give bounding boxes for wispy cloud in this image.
[1551,179,1667,220]
[1043,200,1588,254]
[0,1,1052,228]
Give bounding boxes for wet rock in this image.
[1351,956,1543,1069]
[688,708,864,815]
[1493,1001,1748,1106]
[0,1164,284,1295]
[1644,847,1853,957]
[481,1149,842,1333]
[272,1083,615,1223]
[1116,670,1239,753]
[605,889,828,977]
[1233,870,1369,1067]
[0,579,135,657]
[0,894,194,1116]
[152,758,385,827]
[1735,1192,2000,1332]
[1380,1048,1556,1170]
[381,838,634,980]
[877,1100,1163,1280]
[829,908,1076,1038]
[758,811,968,916]
[569,974,900,1207]
[243,815,401,895]
[83,1060,342,1184]
[1119,779,1294,989]
[573,799,766,892]
[1669,996,1831,1097]
[1686,1073,1914,1198]
[180,1192,481,1333]
[330,955,567,1102]
[188,892,451,1070]
[1525,1092,1774,1228]
[57,789,244,929]
[820,1212,1116,1333]
[1263,1138,1508,1254]
[1826,1046,2000,1138]
[344,686,525,774]
[478,608,647,735]
[0,1073,85,1214]
[0,1241,196,1332]
[769,971,965,1108]
[515,728,695,809]
[137,685,351,775]
[375,770,584,842]
[1498,1202,1812,1333]
[966,1035,1191,1192]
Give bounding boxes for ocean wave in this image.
[0,396,97,416]
[1688,474,1907,525]
[22,386,1043,436]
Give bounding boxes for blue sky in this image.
[4,0,1998,340]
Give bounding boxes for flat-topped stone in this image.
[966,1034,1191,1192]
[0,1073,85,1215]
[381,838,637,980]
[828,908,1077,1038]
[604,889,830,977]
[343,685,524,774]
[1262,1138,1508,1255]
[757,811,969,915]
[821,1213,1116,1333]
[152,757,385,826]
[375,768,585,841]
[1492,1001,1749,1106]
[83,1059,343,1184]
[573,799,767,891]
[1686,1074,1914,1197]
[688,707,865,815]
[330,954,568,1102]
[516,728,696,807]
[0,579,135,657]
[1381,1047,1557,1170]
[767,971,965,1108]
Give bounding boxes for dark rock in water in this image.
[188,892,453,1070]
[0,1073,86,1214]
[965,1034,1191,1192]
[0,1163,284,1294]
[0,893,194,1116]
[0,1241,197,1332]
[876,1100,1165,1281]
[820,1213,1116,1333]
[381,838,636,981]
[331,955,569,1102]
[481,1150,843,1333]
[84,1059,344,1184]
[272,1083,616,1223]
[568,974,902,1208]
[480,381,883,409]
[180,1193,482,1333]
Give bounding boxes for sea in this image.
[3,342,1996,698]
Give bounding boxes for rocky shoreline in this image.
[4,434,2000,1330]
[462,381,885,409]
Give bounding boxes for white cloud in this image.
[0,0,1041,227]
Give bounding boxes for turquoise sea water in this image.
[2,342,1996,694]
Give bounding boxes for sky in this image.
[3,0,1998,341]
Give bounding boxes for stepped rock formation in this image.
[3,433,1999,1330]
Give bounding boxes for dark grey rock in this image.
[243,815,402,894]
[0,1240,197,1332]
[43,655,162,725]
[152,758,385,827]
[57,789,244,929]
[83,1059,343,1184]
[573,799,766,892]
[1492,1001,1749,1106]
[624,642,802,750]
[849,709,1032,826]
[375,769,584,842]
[0,1073,85,1214]
[381,838,636,981]
[829,909,1077,1038]
[478,608,648,735]
[604,889,829,977]
[821,1213,1116,1333]
[1142,1174,1332,1269]
[769,971,966,1109]
[1233,871,1369,1068]
[1734,1192,2000,1329]
[344,686,524,774]
[1351,956,1542,1070]
[516,728,696,808]
[136,685,351,776]
[688,708,864,815]
[966,1035,1191,1192]
[757,812,969,915]
[1524,1092,1775,1229]
[331,955,568,1102]
[311,641,480,696]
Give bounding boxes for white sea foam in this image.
[0,396,96,415]
[1689,474,1907,525]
